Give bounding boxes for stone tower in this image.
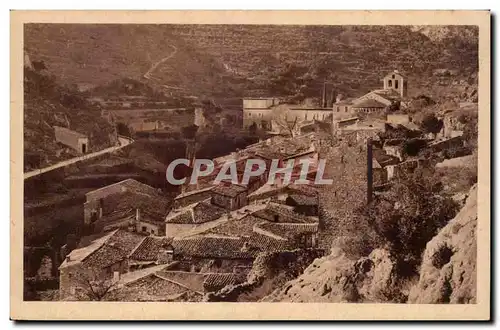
[382,70,408,98]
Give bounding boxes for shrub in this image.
[358,167,459,276]
[420,114,444,135]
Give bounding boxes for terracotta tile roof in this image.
[165,200,227,224]
[101,191,172,218]
[86,179,161,202]
[203,273,238,292]
[81,230,144,269]
[174,186,213,200]
[351,98,387,109]
[139,210,166,225]
[249,231,291,252]
[257,222,319,240]
[212,184,247,198]
[129,237,173,262]
[253,202,316,224]
[95,208,135,228]
[83,244,128,269]
[172,235,256,259]
[206,214,265,237]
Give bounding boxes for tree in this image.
[402,139,427,157]
[72,269,119,301]
[248,122,257,135]
[116,122,132,137]
[360,167,458,276]
[271,104,298,137]
[420,114,444,138]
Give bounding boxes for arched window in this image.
[395,80,399,89]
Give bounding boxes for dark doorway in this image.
[81,143,87,153]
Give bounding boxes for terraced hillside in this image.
[23,68,118,171]
[25,24,478,100]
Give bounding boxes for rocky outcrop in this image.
[263,248,403,303]
[408,184,477,303]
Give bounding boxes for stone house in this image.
[242,97,280,130]
[164,200,227,238]
[211,184,248,211]
[170,235,257,273]
[54,126,89,154]
[58,229,144,300]
[285,194,318,216]
[83,179,164,225]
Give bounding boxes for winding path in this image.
[143,45,178,80]
[24,135,134,180]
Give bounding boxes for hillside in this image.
[23,67,118,171]
[25,24,478,100]
[264,185,477,303]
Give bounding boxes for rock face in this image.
[408,184,477,303]
[263,248,401,303]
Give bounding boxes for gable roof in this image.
[203,273,238,292]
[384,70,407,79]
[85,179,160,201]
[212,184,247,198]
[351,98,387,109]
[129,236,174,262]
[76,230,144,269]
[253,202,316,224]
[172,235,256,259]
[165,200,227,224]
[256,222,319,241]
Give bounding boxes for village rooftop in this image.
[165,158,333,186]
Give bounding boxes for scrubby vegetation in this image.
[24,67,117,171]
[25,24,478,99]
[357,167,459,276]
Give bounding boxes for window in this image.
[305,113,308,120]
[337,106,340,112]
[345,107,348,112]
[142,226,146,232]
[392,74,395,79]
[322,114,325,120]
[388,80,392,87]
[395,80,399,89]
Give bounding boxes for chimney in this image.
[135,208,140,221]
[329,89,337,108]
[321,82,327,108]
[367,138,373,204]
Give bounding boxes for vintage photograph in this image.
[11,10,490,320]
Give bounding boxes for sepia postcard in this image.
[10,10,490,320]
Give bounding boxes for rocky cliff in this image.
[408,184,477,303]
[264,184,477,304]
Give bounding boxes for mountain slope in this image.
[23,68,117,171]
[25,24,478,99]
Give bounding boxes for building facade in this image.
[54,126,89,154]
